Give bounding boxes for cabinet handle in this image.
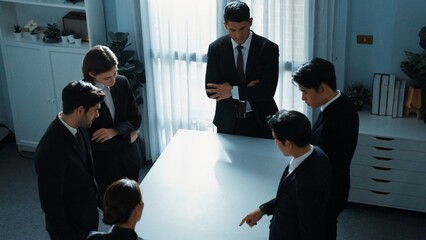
[374,137,394,141]
[371,190,390,195]
[371,178,391,183]
[373,166,392,171]
[373,156,392,161]
[374,146,393,151]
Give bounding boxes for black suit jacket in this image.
[35,117,100,240]
[86,226,140,240]
[311,94,359,214]
[87,75,142,194]
[205,32,279,135]
[261,147,331,240]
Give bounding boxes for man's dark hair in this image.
[62,80,105,114]
[292,57,337,91]
[267,109,311,147]
[224,1,250,22]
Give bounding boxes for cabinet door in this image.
[49,49,85,111]
[2,43,55,151]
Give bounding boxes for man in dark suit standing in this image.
[292,58,359,240]
[35,80,105,240]
[240,110,331,240]
[205,0,279,138]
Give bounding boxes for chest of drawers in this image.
[348,111,426,212]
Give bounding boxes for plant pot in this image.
[30,33,38,42]
[14,32,22,40]
[74,38,82,46]
[61,35,68,44]
[67,34,75,43]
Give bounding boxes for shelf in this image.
[358,110,426,142]
[2,35,90,50]
[0,0,84,9]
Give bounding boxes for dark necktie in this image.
[236,45,245,85]
[76,129,86,155]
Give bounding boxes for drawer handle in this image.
[373,166,392,171]
[371,178,391,183]
[371,190,390,195]
[374,137,394,141]
[374,147,393,151]
[373,156,392,161]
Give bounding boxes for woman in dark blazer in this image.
[86,178,144,240]
[82,45,143,196]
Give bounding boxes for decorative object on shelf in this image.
[67,30,76,43]
[30,33,38,41]
[60,29,69,44]
[107,32,145,105]
[13,24,22,40]
[43,23,61,43]
[24,20,37,34]
[30,29,38,42]
[66,0,84,4]
[404,86,422,119]
[74,33,82,46]
[345,83,371,111]
[400,26,426,121]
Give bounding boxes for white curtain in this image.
[139,0,334,161]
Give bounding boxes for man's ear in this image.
[75,106,85,115]
[89,72,96,78]
[319,83,328,93]
[248,18,253,26]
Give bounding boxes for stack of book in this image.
[371,73,406,117]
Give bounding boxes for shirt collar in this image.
[58,112,78,137]
[321,90,341,112]
[231,31,253,50]
[94,82,108,90]
[288,144,313,174]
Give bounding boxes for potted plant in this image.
[345,83,371,111]
[43,23,61,43]
[67,30,75,43]
[74,32,82,46]
[107,31,145,105]
[400,26,426,121]
[60,29,69,43]
[13,24,22,39]
[30,32,37,41]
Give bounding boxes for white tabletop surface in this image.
[136,129,289,240]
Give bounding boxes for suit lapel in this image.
[246,32,259,81]
[276,152,315,199]
[100,101,114,124]
[110,84,118,120]
[312,111,324,131]
[222,36,240,85]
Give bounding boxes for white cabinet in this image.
[349,111,426,212]
[49,46,87,110]
[0,0,106,151]
[0,0,105,46]
[2,42,55,151]
[2,41,86,151]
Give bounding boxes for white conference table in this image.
[136,129,289,240]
